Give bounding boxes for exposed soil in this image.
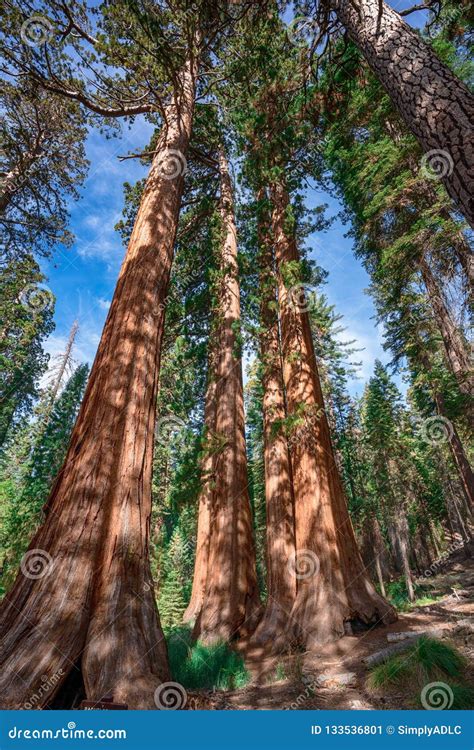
[188,551,474,710]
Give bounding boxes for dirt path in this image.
[190,552,474,710]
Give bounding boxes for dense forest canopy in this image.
[0,0,472,711]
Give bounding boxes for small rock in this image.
[315,672,357,688]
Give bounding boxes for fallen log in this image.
[364,629,443,667]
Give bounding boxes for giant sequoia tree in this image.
[225,9,396,647]
[0,0,242,710]
[194,146,260,642]
[0,0,471,710]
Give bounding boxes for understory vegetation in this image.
[368,637,474,710]
[166,627,249,691]
[0,0,472,710]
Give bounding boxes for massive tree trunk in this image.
[252,198,296,644]
[270,179,396,647]
[419,254,472,398]
[0,54,198,710]
[332,0,474,227]
[194,148,260,643]
[183,348,218,625]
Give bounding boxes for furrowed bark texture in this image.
[195,149,260,643]
[252,205,296,644]
[333,0,474,227]
[0,55,198,710]
[183,350,218,625]
[270,180,396,646]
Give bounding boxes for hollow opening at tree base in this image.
[345,617,384,635]
[46,659,86,710]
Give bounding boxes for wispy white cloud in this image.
[96,297,111,311]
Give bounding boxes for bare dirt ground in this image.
[189,552,474,710]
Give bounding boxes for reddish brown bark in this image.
[270,179,396,646]
[0,55,198,709]
[332,0,474,227]
[183,349,218,625]
[252,200,296,644]
[194,148,260,643]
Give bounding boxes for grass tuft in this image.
[166,625,249,691]
[368,637,473,709]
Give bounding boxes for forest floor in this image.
[189,551,474,710]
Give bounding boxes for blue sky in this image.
[41,1,430,399]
